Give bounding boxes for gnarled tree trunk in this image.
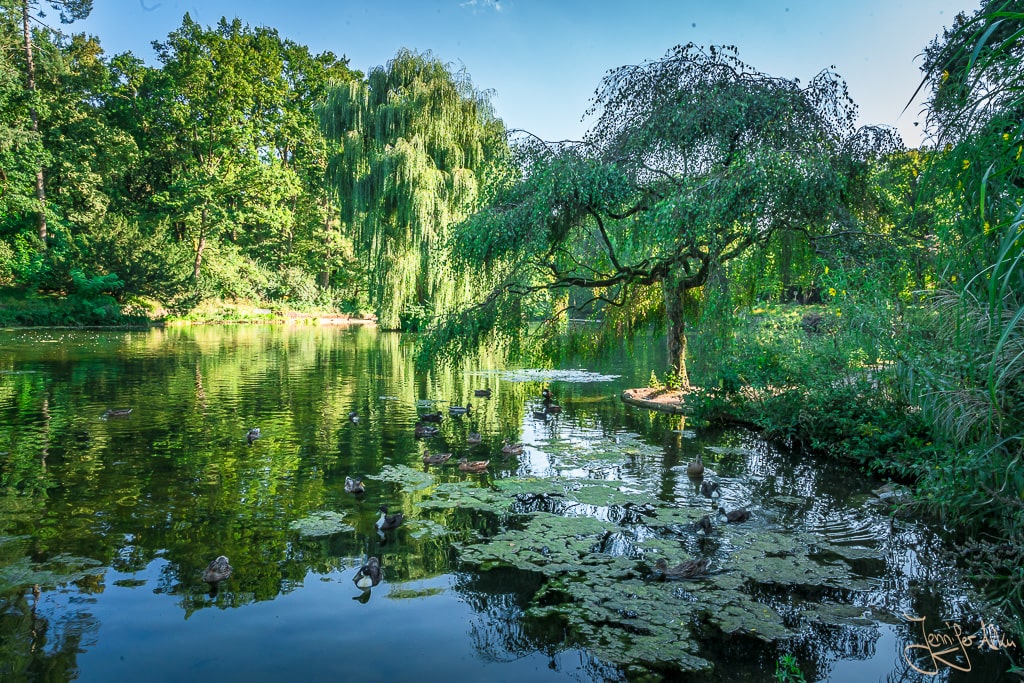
[663,277,689,386]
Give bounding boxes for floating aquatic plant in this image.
[0,554,105,592]
[376,465,435,493]
[407,519,450,539]
[288,511,353,537]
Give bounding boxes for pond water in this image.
[0,325,1016,681]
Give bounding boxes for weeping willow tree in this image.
[320,49,509,329]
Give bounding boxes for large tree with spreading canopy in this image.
[1,0,91,246]
[319,49,509,330]
[427,43,900,381]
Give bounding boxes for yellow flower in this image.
[962,159,971,170]
[824,266,829,274]
[984,221,991,234]
[944,143,953,153]
[1017,145,1022,161]
[828,287,837,297]
[942,70,949,82]
[1004,133,1011,141]
[835,309,842,317]
[951,275,957,283]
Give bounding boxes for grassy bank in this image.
[0,289,375,327]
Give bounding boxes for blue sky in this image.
[72,0,972,147]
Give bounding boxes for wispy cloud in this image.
[460,0,503,13]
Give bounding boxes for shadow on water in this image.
[0,326,1018,681]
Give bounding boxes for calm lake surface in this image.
[0,325,1015,682]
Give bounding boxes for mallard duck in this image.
[686,453,704,477]
[376,505,404,530]
[414,422,439,438]
[102,408,133,418]
[422,451,453,464]
[532,408,551,420]
[448,403,472,416]
[718,506,751,523]
[419,411,443,423]
[542,388,554,403]
[353,556,382,590]
[474,388,492,398]
[246,427,261,444]
[345,476,365,494]
[348,411,360,424]
[694,515,713,534]
[502,440,524,456]
[654,557,710,579]
[700,480,720,498]
[458,458,490,473]
[202,555,233,583]
[468,432,483,445]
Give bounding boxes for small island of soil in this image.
[620,387,695,414]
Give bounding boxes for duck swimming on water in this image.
[353,557,382,590]
[376,505,404,530]
[422,451,453,464]
[718,506,751,523]
[202,555,233,583]
[502,440,524,456]
[654,557,710,579]
[458,458,489,473]
[448,403,472,416]
[686,453,704,478]
[415,422,440,438]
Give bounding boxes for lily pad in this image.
[387,585,445,600]
[704,446,756,456]
[0,554,105,592]
[376,465,434,493]
[407,519,450,539]
[417,481,510,514]
[289,510,353,537]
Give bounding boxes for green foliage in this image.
[320,49,509,329]
[0,10,364,313]
[684,305,934,472]
[774,654,806,683]
[436,43,899,375]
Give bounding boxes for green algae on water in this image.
[289,510,353,537]
[376,464,435,493]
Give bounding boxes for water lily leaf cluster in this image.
[425,475,882,675]
[288,510,353,537]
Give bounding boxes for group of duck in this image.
[412,387,540,472]
[418,436,525,473]
[651,453,752,581]
[685,452,751,524]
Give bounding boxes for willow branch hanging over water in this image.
[319,49,511,329]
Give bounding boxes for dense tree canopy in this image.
[0,12,361,307]
[428,44,900,379]
[320,49,509,329]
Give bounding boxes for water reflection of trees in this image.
[452,569,622,682]
[0,327,1011,680]
[0,587,94,680]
